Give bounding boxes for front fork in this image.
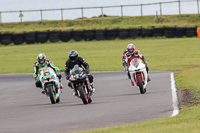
[134,72,145,85]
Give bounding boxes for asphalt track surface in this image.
[0,71,173,133]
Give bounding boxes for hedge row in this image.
[0,27,198,45]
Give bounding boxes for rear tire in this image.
[56,97,60,103]
[48,85,56,104]
[137,75,145,94]
[78,86,88,104]
[88,97,92,103]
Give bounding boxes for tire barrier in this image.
[129,28,141,38]
[13,33,24,45]
[25,32,36,44]
[0,27,198,45]
[48,31,60,43]
[185,27,197,37]
[105,29,118,40]
[72,30,83,41]
[164,27,176,38]
[118,29,129,39]
[153,28,164,37]
[36,31,48,43]
[175,27,186,38]
[141,29,153,38]
[0,33,12,45]
[60,31,72,42]
[83,30,95,41]
[95,30,106,40]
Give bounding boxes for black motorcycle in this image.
[69,66,93,104]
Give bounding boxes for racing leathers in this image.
[33,60,62,92]
[122,50,150,80]
[65,57,94,90]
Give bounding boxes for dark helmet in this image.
[37,53,46,66]
[69,50,78,62]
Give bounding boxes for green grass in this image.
[0,14,200,33]
[0,37,200,73]
[1,37,200,133]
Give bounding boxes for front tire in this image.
[137,75,145,94]
[48,85,56,104]
[78,85,88,104]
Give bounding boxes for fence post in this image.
[40,10,43,22]
[101,7,104,18]
[0,12,2,23]
[19,10,23,23]
[160,2,162,15]
[121,5,123,17]
[197,0,199,15]
[61,8,63,21]
[141,4,143,16]
[178,0,181,15]
[81,7,84,20]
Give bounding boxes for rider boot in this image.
[131,81,134,86]
[147,76,151,82]
[90,83,95,93]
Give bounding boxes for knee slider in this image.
[88,75,94,83]
[35,80,42,88]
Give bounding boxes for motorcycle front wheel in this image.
[78,85,88,104]
[47,85,56,104]
[137,75,146,94]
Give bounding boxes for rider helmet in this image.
[69,50,78,62]
[37,53,46,66]
[127,43,135,54]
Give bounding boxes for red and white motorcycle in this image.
[128,58,148,94]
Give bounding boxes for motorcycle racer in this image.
[65,50,95,95]
[122,43,150,84]
[33,53,62,93]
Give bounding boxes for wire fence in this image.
[0,0,199,23]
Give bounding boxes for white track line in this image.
[170,72,179,117]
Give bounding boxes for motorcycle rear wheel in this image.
[137,75,146,94]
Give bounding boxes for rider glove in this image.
[84,69,90,74]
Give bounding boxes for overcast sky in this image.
[0,0,177,11]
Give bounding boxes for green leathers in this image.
[33,53,59,79]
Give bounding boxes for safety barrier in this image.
[197,27,200,37]
[0,27,198,45]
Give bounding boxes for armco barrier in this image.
[185,27,197,37]
[25,32,36,44]
[0,33,12,45]
[105,29,118,40]
[95,30,106,40]
[83,30,95,41]
[118,29,129,39]
[164,27,176,38]
[13,33,24,45]
[175,27,186,38]
[60,31,72,42]
[129,28,141,38]
[1,27,198,45]
[72,30,83,41]
[36,31,48,43]
[48,31,60,43]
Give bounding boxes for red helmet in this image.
[127,43,135,54]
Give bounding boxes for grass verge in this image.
[0,14,200,33]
